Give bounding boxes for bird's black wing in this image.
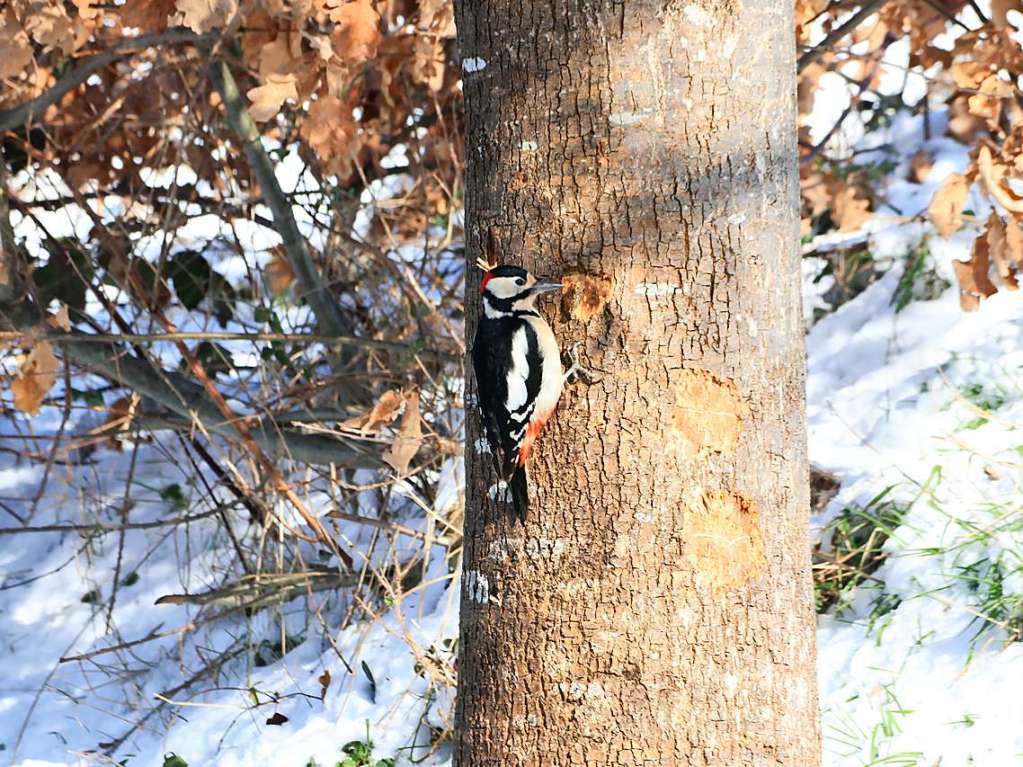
[472,318,542,480]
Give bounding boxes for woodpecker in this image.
[472,263,564,522]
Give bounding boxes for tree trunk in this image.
[454,2,819,765]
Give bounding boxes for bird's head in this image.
[479,264,562,316]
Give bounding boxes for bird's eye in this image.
[515,277,526,286]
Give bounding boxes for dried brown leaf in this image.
[118,0,175,31]
[340,389,403,434]
[928,173,969,238]
[265,248,295,294]
[25,3,77,54]
[953,233,999,311]
[909,149,933,183]
[48,304,71,331]
[328,0,381,64]
[985,213,1017,290]
[991,0,1023,27]
[1001,214,1023,289]
[299,96,357,176]
[97,394,141,449]
[73,0,104,22]
[383,390,422,474]
[11,341,59,415]
[247,74,298,122]
[0,10,34,79]
[833,184,872,232]
[978,144,1023,213]
[318,669,332,699]
[258,36,298,79]
[410,36,446,92]
[173,0,238,33]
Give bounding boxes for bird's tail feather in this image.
[508,466,528,523]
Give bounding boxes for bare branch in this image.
[209,59,354,342]
[22,324,385,468]
[0,328,456,361]
[798,0,889,72]
[0,29,207,132]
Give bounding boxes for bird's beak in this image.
[531,280,563,295]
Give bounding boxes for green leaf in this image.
[361,661,377,704]
[160,483,187,511]
[122,571,139,587]
[33,244,92,311]
[168,250,213,311]
[341,740,372,761]
[193,341,233,377]
[209,274,236,327]
[71,388,106,407]
[162,754,188,767]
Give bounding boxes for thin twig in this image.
[798,0,889,72]
[208,59,353,345]
[0,29,207,132]
[0,328,456,360]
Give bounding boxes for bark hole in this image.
[561,273,614,321]
[671,368,750,458]
[684,490,765,595]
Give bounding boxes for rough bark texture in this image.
[454,2,820,765]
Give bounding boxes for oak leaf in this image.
[383,390,422,474]
[993,213,1023,290]
[173,0,238,33]
[340,389,403,434]
[410,36,445,92]
[265,248,295,294]
[832,184,872,232]
[978,144,1023,213]
[48,304,72,331]
[991,0,1023,27]
[259,37,299,79]
[0,11,34,80]
[928,173,969,238]
[953,233,999,311]
[118,0,175,32]
[247,74,298,122]
[300,96,357,176]
[26,3,77,55]
[909,149,933,183]
[11,341,59,415]
[327,0,380,64]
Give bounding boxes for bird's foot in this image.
[563,341,602,385]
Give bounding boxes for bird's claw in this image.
[563,341,601,385]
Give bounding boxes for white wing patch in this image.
[506,326,530,411]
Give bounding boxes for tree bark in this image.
[455,1,819,766]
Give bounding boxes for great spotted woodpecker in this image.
[472,264,564,521]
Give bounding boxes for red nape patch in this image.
[479,271,494,294]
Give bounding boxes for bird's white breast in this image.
[525,314,563,419]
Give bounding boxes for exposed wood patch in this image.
[562,273,614,321]
[685,490,765,594]
[671,368,750,457]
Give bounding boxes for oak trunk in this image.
[454,2,820,765]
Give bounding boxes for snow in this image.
[460,58,486,74]
[0,440,461,766]
[805,114,1023,764]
